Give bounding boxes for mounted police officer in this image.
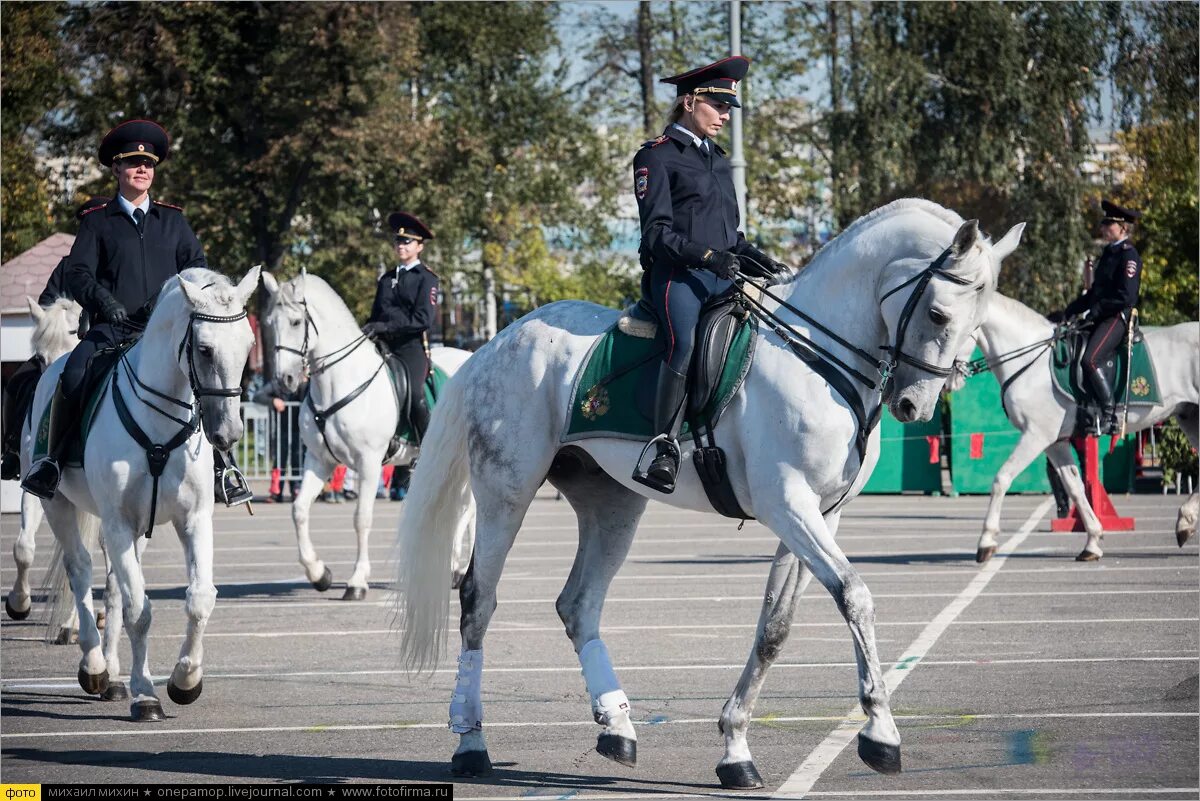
[1,196,108,481]
[22,120,252,506]
[632,56,787,493]
[1050,200,1143,434]
[362,212,439,444]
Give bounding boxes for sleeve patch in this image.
[430,286,439,306]
[1125,260,1139,278]
[635,167,649,200]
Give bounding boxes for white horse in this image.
[949,293,1200,562]
[28,267,260,720]
[261,272,473,600]
[391,199,1024,783]
[6,297,83,624]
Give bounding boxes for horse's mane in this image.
[274,272,360,330]
[32,297,80,360]
[776,198,967,285]
[991,291,1053,326]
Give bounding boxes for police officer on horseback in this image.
[21,120,252,506]
[361,212,439,444]
[1050,200,1143,434]
[632,56,787,493]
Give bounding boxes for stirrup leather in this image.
[631,433,680,493]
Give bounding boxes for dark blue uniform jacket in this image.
[1065,240,1142,321]
[65,200,207,326]
[367,262,439,347]
[633,125,754,272]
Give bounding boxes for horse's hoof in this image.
[5,597,30,621]
[450,749,493,777]
[857,733,901,774]
[100,681,129,702]
[975,546,996,564]
[167,678,203,705]
[1178,528,1195,548]
[54,627,77,645]
[96,609,106,631]
[131,699,165,722]
[312,567,333,593]
[1075,550,1101,562]
[77,668,109,696]
[716,761,764,789]
[341,586,367,602]
[597,733,637,767]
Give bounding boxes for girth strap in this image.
[111,370,199,538]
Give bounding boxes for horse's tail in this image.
[391,369,475,674]
[41,510,100,644]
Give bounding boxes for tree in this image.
[1,2,74,262]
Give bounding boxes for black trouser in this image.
[61,323,134,404]
[387,337,431,439]
[1082,314,1126,408]
[644,265,732,374]
[2,357,43,455]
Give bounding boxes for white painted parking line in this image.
[6,616,1194,642]
[775,497,1054,799]
[4,653,1193,688]
[1,710,1194,741]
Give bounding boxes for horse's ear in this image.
[26,297,45,322]
[177,274,208,310]
[992,222,1025,264]
[234,265,263,308]
[261,270,279,298]
[951,219,980,257]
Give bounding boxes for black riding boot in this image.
[642,364,688,493]
[410,392,431,446]
[21,381,77,499]
[1085,365,1118,434]
[213,449,254,507]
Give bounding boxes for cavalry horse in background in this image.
[30,267,260,720]
[261,272,473,601]
[391,199,1025,785]
[947,293,1199,562]
[6,297,83,624]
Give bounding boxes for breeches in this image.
[60,324,126,403]
[646,266,732,374]
[390,338,430,410]
[1082,315,1125,375]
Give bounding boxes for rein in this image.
[115,308,248,538]
[956,320,1082,378]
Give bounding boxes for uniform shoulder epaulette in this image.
[154,200,184,211]
[79,204,106,218]
[1122,241,1135,251]
[423,265,439,278]
[640,135,669,149]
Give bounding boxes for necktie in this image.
[133,208,145,233]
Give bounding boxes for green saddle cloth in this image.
[1051,334,1160,406]
[32,366,117,467]
[394,363,450,443]
[562,318,755,443]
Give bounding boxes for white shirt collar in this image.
[116,194,151,220]
[671,123,708,150]
[396,260,421,272]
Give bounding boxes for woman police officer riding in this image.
[21,120,252,506]
[632,56,787,493]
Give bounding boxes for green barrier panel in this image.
[949,348,1134,494]
[861,406,943,493]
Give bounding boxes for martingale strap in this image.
[111,370,199,538]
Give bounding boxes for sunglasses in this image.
[394,237,418,245]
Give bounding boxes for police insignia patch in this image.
[635,167,649,200]
[430,286,439,305]
[580,385,610,420]
[1125,260,1138,278]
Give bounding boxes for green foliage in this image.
[1158,418,1199,488]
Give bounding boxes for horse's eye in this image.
[928,309,950,326]
[198,345,215,358]
[290,319,302,327]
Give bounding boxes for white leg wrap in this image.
[579,639,630,725]
[449,648,483,734]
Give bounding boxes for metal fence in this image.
[235,401,307,481]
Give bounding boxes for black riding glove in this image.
[362,322,386,337]
[98,295,128,327]
[1045,309,1065,324]
[704,250,740,281]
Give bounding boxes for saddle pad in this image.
[32,366,116,466]
[1051,335,1160,406]
[562,318,754,443]
[393,364,450,443]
